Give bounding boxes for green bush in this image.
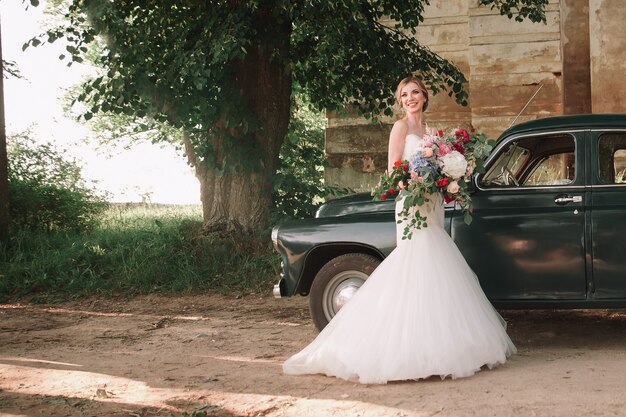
[7,133,107,232]
[0,205,279,301]
[272,92,351,222]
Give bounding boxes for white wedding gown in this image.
[283,134,516,384]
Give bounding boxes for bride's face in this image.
[400,82,426,114]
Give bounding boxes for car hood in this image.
[315,193,395,218]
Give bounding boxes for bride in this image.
[282,76,516,384]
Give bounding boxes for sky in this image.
[1,0,200,204]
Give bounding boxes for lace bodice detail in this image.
[402,134,424,160]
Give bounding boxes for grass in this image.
[0,204,280,302]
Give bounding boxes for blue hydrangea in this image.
[409,151,436,177]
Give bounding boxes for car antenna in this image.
[508,83,544,128]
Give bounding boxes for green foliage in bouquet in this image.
[373,129,495,239]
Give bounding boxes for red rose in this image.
[403,163,409,170]
[387,188,395,194]
[436,177,450,188]
[444,195,456,204]
[381,194,387,201]
[455,129,470,144]
[394,160,402,168]
[437,129,444,137]
[453,142,465,153]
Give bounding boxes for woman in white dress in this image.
[282,77,516,384]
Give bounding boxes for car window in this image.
[481,144,530,186]
[616,150,626,183]
[524,152,575,186]
[598,133,626,184]
[481,134,575,188]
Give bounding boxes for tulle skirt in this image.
[283,203,516,384]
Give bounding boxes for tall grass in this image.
[0,204,280,302]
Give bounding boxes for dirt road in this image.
[1,293,626,417]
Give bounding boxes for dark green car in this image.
[272,114,626,331]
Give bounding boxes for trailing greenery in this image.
[0,205,279,302]
[7,133,107,232]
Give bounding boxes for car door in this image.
[451,130,588,301]
[590,130,626,299]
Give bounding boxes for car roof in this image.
[501,114,626,138]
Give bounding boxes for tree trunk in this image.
[0,22,10,242]
[183,131,275,231]
[184,13,292,232]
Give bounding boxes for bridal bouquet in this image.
[372,128,494,239]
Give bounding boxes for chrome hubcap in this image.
[322,271,367,321]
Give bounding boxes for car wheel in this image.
[309,253,381,331]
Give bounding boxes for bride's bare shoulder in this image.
[392,119,409,130]
[390,119,409,137]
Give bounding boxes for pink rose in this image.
[447,180,460,194]
[437,142,453,157]
[422,147,433,158]
[410,171,418,179]
[398,180,405,190]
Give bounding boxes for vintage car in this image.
[271,114,626,331]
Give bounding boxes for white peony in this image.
[439,151,468,179]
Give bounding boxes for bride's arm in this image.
[388,120,408,172]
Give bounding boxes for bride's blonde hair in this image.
[395,77,429,112]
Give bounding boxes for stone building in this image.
[325,0,626,191]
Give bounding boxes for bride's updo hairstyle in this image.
[395,76,429,112]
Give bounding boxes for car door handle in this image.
[554,195,582,205]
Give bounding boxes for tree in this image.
[1,21,10,242]
[26,0,548,232]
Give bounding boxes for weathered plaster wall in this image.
[561,0,591,114]
[589,0,626,113]
[468,0,563,136]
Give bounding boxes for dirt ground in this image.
[1,293,626,417]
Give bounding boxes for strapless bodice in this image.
[402,134,424,160]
